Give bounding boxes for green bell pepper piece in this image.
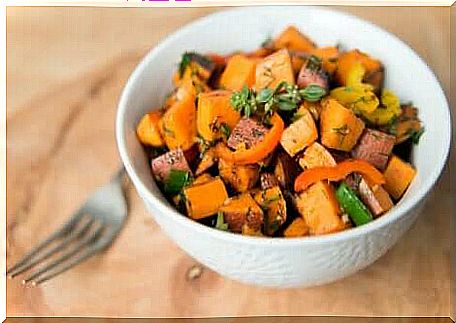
[335,182,373,226]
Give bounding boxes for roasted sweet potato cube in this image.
[299,142,336,170]
[394,105,423,144]
[311,46,340,75]
[255,49,295,90]
[284,217,309,237]
[174,53,216,84]
[280,106,318,157]
[254,186,287,235]
[192,173,214,186]
[218,158,259,193]
[151,148,192,182]
[273,26,316,53]
[351,129,395,170]
[274,151,301,190]
[295,181,345,235]
[320,99,365,152]
[197,90,241,141]
[220,54,256,91]
[219,193,264,233]
[227,117,268,150]
[195,148,217,176]
[184,177,228,220]
[136,110,165,147]
[383,155,416,200]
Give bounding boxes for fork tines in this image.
[7,213,106,285]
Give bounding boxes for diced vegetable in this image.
[295,181,344,235]
[299,142,336,170]
[216,113,284,165]
[335,182,373,226]
[274,151,301,190]
[184,177,228,220]
[195,148,217,176]
[254,186,287,235]
[219,193,264,233]
[284,217,309,237]
[136,110,165,147]
[218,158,259,193]
[192,173,213,186]
[383,155,416,199]
[363,89,402,126]
[320,99,365,151]
[351,129,395,170]
[357,177,393,217]
[300,100,323,121]
[311,46,340,74]
[294,159,385,192]
[330,86,379,115]
[197,90,241,141]
[220,54,256,91]
[335,49,383,88]
[290,53,306,75]
[175,52,215,83]
[151,148,192,182]
[241,224,263,236]
[227,117,268,150]
[161,76,198,150]
[280,106,318,157]
[255,49,295,90]
[260,173,280,190]
[297,56,329,91]
[273,26,316,53]
[390,105,423,144]
[163,169,192,194]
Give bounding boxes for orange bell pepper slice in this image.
[216,113,284,165]
[294,159,385,192]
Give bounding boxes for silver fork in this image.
[7,167,128,285]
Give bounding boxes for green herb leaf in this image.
[256,88,274,103]
[215,211,229,231]
[178,52,193,78]
[409,127,425,144]
[278,98,298,111]
[299,84,327,102]
[163,169,192,194]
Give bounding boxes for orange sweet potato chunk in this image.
[197,90,241,141]
[383,155,416,200]
[255,49,295,90]
[320,99,365,152]
[220,54,256,91]
[295,181,344,235]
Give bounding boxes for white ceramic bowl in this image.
[116,6,451,287]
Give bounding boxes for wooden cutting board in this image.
[6,20,453,320]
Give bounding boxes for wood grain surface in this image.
[6,6,454,318]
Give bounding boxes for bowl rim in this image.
[116,5,452,246]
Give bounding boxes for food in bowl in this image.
[135,25,424,238]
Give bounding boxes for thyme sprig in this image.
[230,82,327,122]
